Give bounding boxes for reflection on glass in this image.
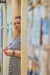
[27,0,50,75]
[7,22,12,46]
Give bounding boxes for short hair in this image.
[15,16,21,19]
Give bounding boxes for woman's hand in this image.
[4,47,12,56]
[4,47,21,57]
[4,50,12,56]
[15,51,21,57]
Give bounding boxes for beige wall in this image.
[18,0,21,16]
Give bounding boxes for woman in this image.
[4,16,21,75]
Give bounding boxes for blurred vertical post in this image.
[21,0,28,75]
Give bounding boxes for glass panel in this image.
[0,17,2,25]
[27,0,49,75]
[7,4,12,46]
[0,4,3,74]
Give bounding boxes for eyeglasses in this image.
[14,22,21,25]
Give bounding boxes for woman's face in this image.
[14,18,21,34]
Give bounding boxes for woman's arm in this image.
[4,48,21,57]
[15,51,21,57]
[4,48,13,56]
